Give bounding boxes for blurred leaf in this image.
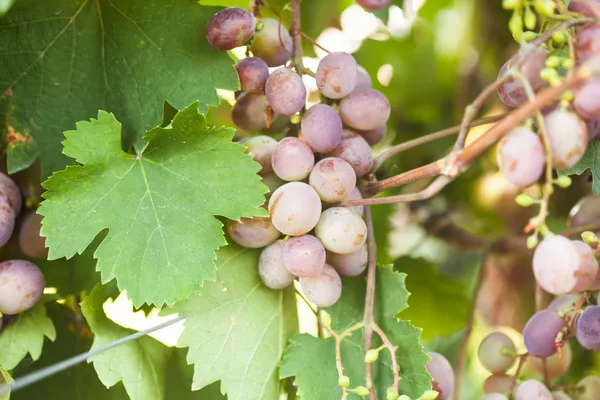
[0,0,14,16]
[0,369,12,400]
[370,203,395,264]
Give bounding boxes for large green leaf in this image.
[165,348,227,400]
[169,243,299,400]
[0,369,12,400]
[560,140,600,194]
[80,285,170,400]
[0,302,56,370]
[38,106,267,307]
[0,0,238,177]
[280,266,432,399]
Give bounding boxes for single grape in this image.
[355,0,391,11]
[243,135,278,173]
[573,78,600,120]
[481,394,509,400]
[250,18,293,67]
[576,306,600,350]
[426,352,454,400]
[258,240,295,289]
[483,374,513,395]
[0,260,45,315]
[235,57,270,93]
[588,118,600,140]
[570,240,600,291]
[547,294,580,313]
[343,187,365,217]
[355,65,372,90]
[309,158,357,203]
[205,7,255,51]
[327,245,368,277]
[530,341,572,379]
[551,391,572,400]
[315,207,367,254]
[577,376,600,400]
[227,216,280,248]
[260,172,285,200]
[299,264,342,307]
[327,130,374,177]
[265,68,307,116]
[513,380,552,400]
[496,127,545,187]
[569,0,600,16]
[568,195,600,228]
[0,172,22,214]
[268,182,322,236]
[300,104,343,153]
[339,88,391,131]
[576,23,600,64]
[316,52,358,99]
[283,234,326,277]
[497,48,547,108]
[0,191,15,247]
[232,92,268,131]
[523,310,565,357]
[19,212,48,259]
[478,332,517,374]
[271,137,315,181]
[358,125,386,146]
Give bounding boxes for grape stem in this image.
[290,0,315,77]
[372,323,400,394]
[511,353,529,390]
[363,206,377,400]
[301,31,331,54]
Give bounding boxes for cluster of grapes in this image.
[0,173,47,327]
[205,6,390,307]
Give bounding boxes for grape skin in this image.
[0,172,22,215]
[316,52,358,99]
[575,23,600,64]
[587,118,600,140]
[483,374,513,395]
[355,0,391,11]
[271,137,315,182]
[496,128,545,187]
[339,88,391,131]
[426,352,454,400]
[206,7,256,51]
[530,341,572,379]
[282,235,326,277]
[300,104,343,153]
[327,130,374,177]
[358,125,386,146]
[355,65,372,90]
[551,391,572,400]
[327,245,368,277]
[523,310,565,357]
[243,135,278,173]
[570,240,599,291]
[265,68,307,116]
[513,380,552,400]
[569,0,600,16]
[568,195,600,229]
[259,240,295,289]
[576,306,600,350]
[577,376,600,400]
[299,264,342,307]
[497,48,547,108]
[235,57,270,93]
[232,92,268,131]
[19,212,48,259]
[315,207,367,254]
[481,394,509,400]
[250,19,293,67]
[227,216,280,248]
[573,78,600,120]
[0,191,15,247]
[309,158,357,203]
[0,260,45,315]
[268,182,322,236]
[343,187,365,217]
[478,332,517,374]
[547,294,580,313]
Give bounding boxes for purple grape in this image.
[265,68,307,116]
[19,212,48,259]
[327,245,368,277]
[235,57,270,93]
[523,310,565,357]
[573,78,600,120]
[315,207,367,254]
[358,125,386,146]
[327,130,373,177]
[205,7,256,51]
[243,135,278,173]
[0,172,22,214]
[568,195,600,229]
[0,191,15,247]
[271,137,315,182]
[339,88,390,131]
[355,0,391,11]
[587,118,600,140]
[426,352,454,400]
[576,23,600,64]
[227,216,280,248]
[483,374,512,395]
[513,380,552,400]
[576,306,600,350]
[316,52,358,99]
[258,240,295,289]
[355,65,372,90]
[547,294,580,313]
[496,127,545,187]
[282,234,326,277]
[0,260,45,315]
[300,104,343,153]
[309,157,356,203]
[497,48,547,108]
[232,92,268,131]
[478,332,517,374]
[569,0,600,17]
[268,182,322,236]
[250,18,293,67]
[299,264,342,307]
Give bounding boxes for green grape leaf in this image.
[559,141,600,194]
[169,243,299,400]
[280,266,431,399]
[0,368,13,400]
[38,106,267,307]
[0,0,14,16]
[0,302,56,370]
[80,285,170,400]
[0,0,238,177]
[165,348,227,400]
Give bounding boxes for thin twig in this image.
[372,323,400,394]
[511,354,529,389]
[301,31,331,55]
[333,322,366,400]
[363,206,378,400]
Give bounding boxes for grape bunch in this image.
[206,7,390,307]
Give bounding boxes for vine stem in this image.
[363,206,377,400]
[372,323,400,394]
[511,353,529,390]
[290,0,314,76]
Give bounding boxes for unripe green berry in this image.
[515,193,536,207]
[552,31,567,45]
[549,75,563,87]
[534,0,555,16]
[365,349,379,363]
[562,58,575,70]
[320,312,332,328]
[582,231,598,244]
[419,390,440,400]
[554,175,572,188]
[398,396,411,400]
[290,114,301,124]
[355,386,370,397]
[338,375,350,388]
[562,90,574,102]
[387,387,399,400]
[527,234,539,249]
[545,55,561,68]
[255,21,264,31]
[524,8,537,30]
[523,31,538,41]
[503,0,521,9]
[540,67,558,82]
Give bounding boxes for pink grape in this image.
[530,342,572,378]
[259,240,295,289]
[299,264,342,307]
[0,260,45,315]
[309,158,357,203]
[513,380,552,400]
[250,18,293,67]
[426,352,454,400]
[355,0,391,11]
[587,118,600,139]
[316,52,358,99]
[244,135,278,173]
[576,23,600,64]
[497,48,547,108]
[327,130,373,177]
[577,376,600,400]
[265,68,307,116]
[227,216,280,248]
[300,104,343,153]
[343,187,365,217]
[478,332,517,374]
[327,245,368,277]
[496,127,545,187]
[576,306,600,350]
[235,57,270,93]
[206,7,255,51]
[316,207,367,254]
[569,0,600,16]
[570,240,599,291]
[483,374,513,395]
[523,310,565,357]
[0,191,15,247]
[574,78,600,120]
[282,235,326,277]
[0,172,21,214]
[271,137,315,181]
[358,125,386,146]
[232,92,268,131]
[19,212,48,259]
[481,395,509,400]
[568,195,600,228]
[355,65,372,90]
[268,182,322,236]
[339,88,391,131]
